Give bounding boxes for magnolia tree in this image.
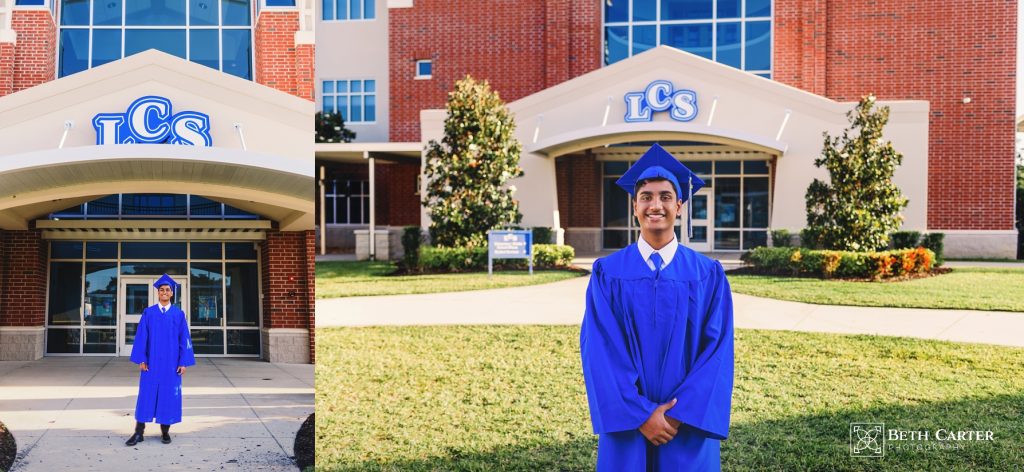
[315,111,355,143]
[805,95,909,251]
[423,76,524,248]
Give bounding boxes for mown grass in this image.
[727,267,1024,312]
[315,261,585,299]
[316,326,1024,471]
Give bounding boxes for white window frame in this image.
[415,59,432,80]
[321,0,375,22]
[320,78,377,124]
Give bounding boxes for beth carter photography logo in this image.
[850,423,885,457]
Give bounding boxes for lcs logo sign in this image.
[624,80,698,123]
[93,96,213,146]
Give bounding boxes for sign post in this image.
[487,230,533,276]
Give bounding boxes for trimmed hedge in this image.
[416,244,575,272]
[743,246,936,280]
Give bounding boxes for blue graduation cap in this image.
[153,274,178,289]
[615,143,706,238]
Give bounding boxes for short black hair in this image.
[633,177,679,199]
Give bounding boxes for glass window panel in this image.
[633,0,656,21]
[604,161,629,175]
[632,25,656,55]
[190,29,219,71]
[223,204,255,217]
[603,230,630,250]
[715,160,741,174]
[266,0,295,5]
[88,195,120,215]
[691,226,708,243]
[604,26,628,65]
[222,30,252,79]
[125,322,140,345]
[744,160,769,174]
[714,177,741,228]
[121,242,187,260]
[718,0,741,18]
[322,100,335,114]
[46,328,81,354]
[322,80,334,94]
[191,242,223,259]
[690,194,708,219]
[54,204,85,216]
[84,329,117,353]
[336,193,348,223]
[59,29,89,77]
[363,0,374,19]
[51,241,83,259]
[350,0,361,18]
[716,22,741,68]
[336,80,348,93]
[124,283,150,315]
[746,0,770,17]
[364,80,376,92]
[225,242,258,260]
[604,0,627,22]
[15,0,46,5]
[124,29,187,59]
[189,195,222,216]
[94,0,123,26]
[86,242,118,259]
[122,194,188,215]
[189,0,218,26]
[222,0,251,26]
[189,329,224,354]
[350,96,362,122]
[126,0,186,25]
[49,262,83,325]
[756,72,771,79]
[225,262,259,326]
[745,21,771,71]
[321,0,333,19]
[84,262,117,326]
[324,197,336,224]
[662,0,712,20]
[365,95,376,121]
[714,230,740,250]
[61,0,90,25]
[661,23,713,59]
[337,96,348,120]
[743,230,768,249]
[603,178,630,227]
[351,80,362,93]
[120,262,187,276]
[227,330,260,354]
[744,177,769,228]
[361,198,370,224]
[417,60,432,76]
[685,160,712,175]
[191,262,223,327]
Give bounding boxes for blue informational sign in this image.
[487,230,533,276]
[93,95,213,146]
[624,80,698,123]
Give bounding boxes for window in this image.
[49,194,261,220]
[603,0,772,77]
[415,59,432,79]
[321,79,376,123]
[58,0,254,80]
[322,0,374,20]
[14,0,46,5]
[323,179,370,224]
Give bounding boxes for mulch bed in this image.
[294,413,314,471]
[0,420,16,472]
[726,266,952,282]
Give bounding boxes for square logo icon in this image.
[850,423,885,457]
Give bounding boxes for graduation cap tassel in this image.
[687,174,693,240]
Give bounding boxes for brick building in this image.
[0,0,317,363]
[316,0,1017,259]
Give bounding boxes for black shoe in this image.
[161,434,171,444]
[125,432,144,446]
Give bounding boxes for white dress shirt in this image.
[637,234,679,272]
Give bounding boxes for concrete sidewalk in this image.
[0,357,313,471]
[316,275,1024,348]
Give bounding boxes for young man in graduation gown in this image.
[580,143,735,471]
[125,274,196,446]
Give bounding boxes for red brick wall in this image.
[555,152,601,227]
[388,0,600,141]
[775,0,1017,231]
[304,230,315,363]
[10,10,56,95]
[0,42,14,97]
[254,10,314,101]
[318,161,420,226]
[0,230,47,327]
[261,230,314,332]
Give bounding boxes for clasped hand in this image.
[639,398,683,446]
[139,362,187,376]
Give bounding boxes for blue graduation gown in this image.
[130,304,196,425]
[580,243,734,471]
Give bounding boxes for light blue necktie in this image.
[650,252,663,278]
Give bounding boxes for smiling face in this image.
[634,178,682,235]
[158,285,173,304]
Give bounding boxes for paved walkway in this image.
[0,357,313,471]
[316,274,1024,348]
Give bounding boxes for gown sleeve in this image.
[177,310,196,368]
[130,310,149,365]
[580,260,659,434]
[664,261,735,440]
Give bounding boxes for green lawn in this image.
[315,261,585,298]
[728,267,1024,312]
[316,326,1024,471]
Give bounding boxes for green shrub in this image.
[533,244,574,268]
[920,233,944,266]
[418,244,575,272]
[744,247,935,280]
[891,231,921,249]
[401,226,423,269]
[799,228,822,249]
[532,227,553,245]
[770,229,793,248]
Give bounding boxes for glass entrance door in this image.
[118,276,188,356]
[683,187,712,252]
